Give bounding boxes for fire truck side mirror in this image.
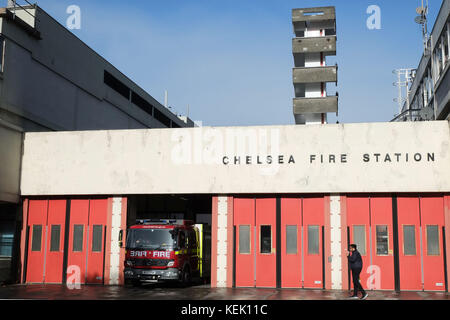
[118,229,123,247]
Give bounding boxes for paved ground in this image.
[0,283,448,300]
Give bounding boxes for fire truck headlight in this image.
[125,260,135,267]
[167,260,175,267]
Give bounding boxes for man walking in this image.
[347,244,368,300]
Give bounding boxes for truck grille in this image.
[134,259,169,267]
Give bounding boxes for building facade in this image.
[393,0,450,122]
[16,121,450,292]
[1,3,450,294]
[0,3,193,283]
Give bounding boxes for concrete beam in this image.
[435,67,450,120]
[0,8,41,39]
[292,7,336,33]
[293,96,338,114]
[293,36,336,55]
[293,65,338,84]
[292,7,336,22]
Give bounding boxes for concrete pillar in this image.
[211,196,234,288]
[329,194,343,289]
[340,195,349,290]
[216,196,228,287]
[108,197,127,285]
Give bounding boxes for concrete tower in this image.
[292,7,338,125]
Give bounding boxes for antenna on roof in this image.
[414,0,430,55]
[393,68,416,118]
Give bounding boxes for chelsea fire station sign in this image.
[222,152,436,166]
[20,121,450,196]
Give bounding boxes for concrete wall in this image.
[0,121,22,203]
[20,121,450,196]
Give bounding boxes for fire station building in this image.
[18,121,450,292]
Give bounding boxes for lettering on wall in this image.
[222,152,436,166]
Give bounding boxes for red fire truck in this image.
[124,219,210,286]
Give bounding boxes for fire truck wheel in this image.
[182,266,191,287]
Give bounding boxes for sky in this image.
[24,0,443,126]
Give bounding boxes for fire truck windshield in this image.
[126,228,177,250]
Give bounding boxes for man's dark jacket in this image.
[348,250,363,269]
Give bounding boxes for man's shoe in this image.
[360,293,368,300]
[348,295,359,299]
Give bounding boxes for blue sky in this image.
[31,0,442,126]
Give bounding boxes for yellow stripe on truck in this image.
[195,224,203,278]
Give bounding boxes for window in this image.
[426,67,434,97]
[426,225,440,256]
[443,27,449,66]
[0,220,14,257]
[131,91,153,116]
[376,225,389,256]
[418,86,424,109]
[92,225,103,252]
[286,225,297,254]
[422,81,428,106]
[403,225,416,256]
[50,225,61,252]
[154,108,172,128]
[104,70,130,100]
[239,225,251,254]
[0,233,13,257]
[31,225,42,252]
[307,225,319,255]
[435,43,443,78]
[126,228,176,250]
[73,225,84,252]
[187,230,197,249]
[0,36,4,72]
[178,231,186,249]
[353,225,366,255]
[260,225,272,254]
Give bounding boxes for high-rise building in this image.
[292,7,338,125]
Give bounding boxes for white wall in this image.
[20,121,450,196]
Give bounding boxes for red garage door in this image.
[302,197,325,289]
[346,197,371,290]
[44,200,67,284]
[420,196,446,291]
[25,198,108,285]
[397,197,422,291]
[26,200,49,283]
[234,198,277,288]
[370,197,395,290]
[346,196,395,291]
[234,198,255,288]
[255,199,276,288]
[234,196,325,289]
[280,198,302,288]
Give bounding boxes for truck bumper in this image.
[124,268,181,282]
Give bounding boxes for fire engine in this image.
[124,219,211,286]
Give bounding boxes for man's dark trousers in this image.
[351,268,366,296]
